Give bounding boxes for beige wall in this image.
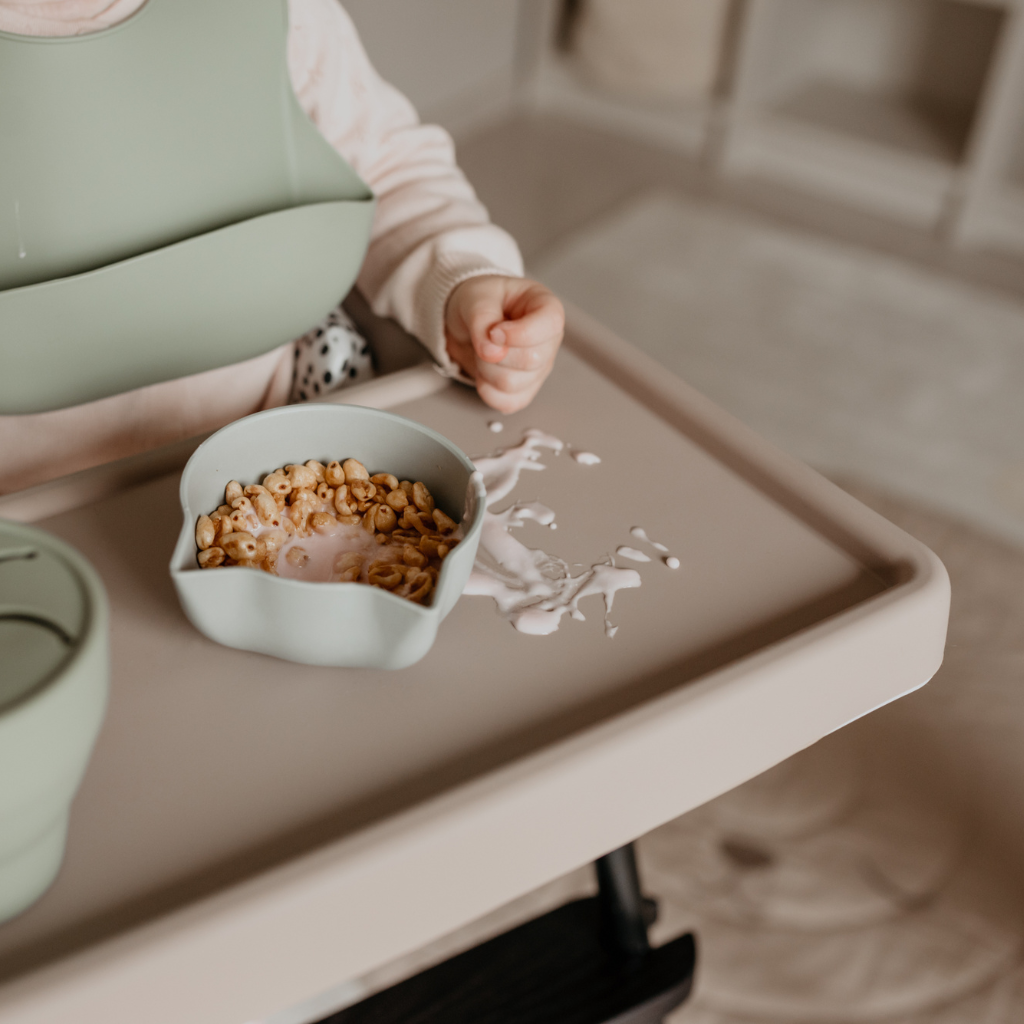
[341,0,525,134]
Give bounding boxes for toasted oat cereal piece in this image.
[244,484,268,500]
[286,463,318,491]
[371,473,399,491]
[305,460,326,484]
[196,515,215,551]
[262,530,288,555]
[405,571,433,603]
[310,511,336,534]
[222,532,258,561]
[342,458,369,481]
[197,546,225,568]
[212,515,233,542]
[263,472,291,497]
[285,546,309,568]
[368,563,403,590]
[225,480,243,504]
[409,511,435,536]
[325,460,346,487]
[348,479,375,503]
[432,508,457,534]
[261,552,279,575]
[412,481,434,513]
[419,536,445,558]
[252,491,280,526]
[374,505,397,533]
[289,488,318,533]
[334,552,363,574]
[385,488,408,512]
[399,480,414,497]
[403,545,427,568]
[229,501,258,533]
[316,482,334,503]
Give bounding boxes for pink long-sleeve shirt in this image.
[0,0,523,491]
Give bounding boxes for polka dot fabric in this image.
[290,304,375,404]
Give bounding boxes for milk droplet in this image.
[572,451,601,465]
[664,556,680,569]
[616,546,651,563]
[488,421,504,433]
[630,526,669,553]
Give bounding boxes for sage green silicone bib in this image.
[0,0,375,413]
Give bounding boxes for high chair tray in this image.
[0,306,949,1024]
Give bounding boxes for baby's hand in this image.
[444,276,564,414]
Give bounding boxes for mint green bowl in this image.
[0,520,109,924]
[170,404,485,669]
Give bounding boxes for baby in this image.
[0,0,563,490]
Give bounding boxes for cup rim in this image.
[0,520,109,722]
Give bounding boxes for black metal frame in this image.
[322,844,696,1024]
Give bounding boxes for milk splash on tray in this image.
[464,429,641,636]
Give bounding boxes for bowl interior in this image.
[174,403,481,574]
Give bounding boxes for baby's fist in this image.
[445,276,564,414]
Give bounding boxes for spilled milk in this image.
[463,429,641,636]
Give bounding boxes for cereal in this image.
[286,464,317,491]
[286,546,309,568]
[342,458,369,481]
[194,456,463,606]
[432,509,457,534]
[412,481,434,514]
[310,512,336,534]
[198,546,225,568]
[222,532,258,561]
[195,515,215,551]
[374,505,397,533]
[252,491,280,526]
[263,472,291,497]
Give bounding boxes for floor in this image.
[291,114,1024,1023]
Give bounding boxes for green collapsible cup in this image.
[0,521,109,924]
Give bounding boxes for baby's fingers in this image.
[491,288,565,352]
[474,359,546,395]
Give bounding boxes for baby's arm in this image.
[286,0,563,410]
